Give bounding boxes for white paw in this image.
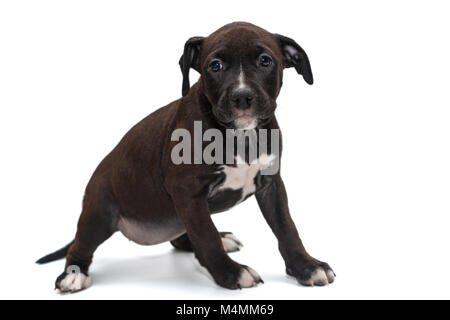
[221,233,243,252]
[308,268,329,286]
[299,267,335,286]
[325,269,336,283]
[58,271,91,293]
[237,266,263,288]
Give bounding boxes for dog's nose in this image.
[231,89,254,110]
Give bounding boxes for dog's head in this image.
[180,22,313,129]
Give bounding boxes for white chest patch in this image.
[219,154,276,202]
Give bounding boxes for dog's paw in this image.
[237,266,263,288]
[220,232,243,253]
[287,258,335,287]
[55,266,91,293]
[213,263,263,290]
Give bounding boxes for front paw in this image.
[213,263,263,289]
[287,257,335,286]
[237,266,264,289]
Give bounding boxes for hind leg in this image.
[171,232,243,253]
[56,193,117,293]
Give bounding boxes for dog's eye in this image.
[209,59,223,72]
[259,54,272,67]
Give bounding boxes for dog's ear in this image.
[276,34,313,85]
[179,36,204,97]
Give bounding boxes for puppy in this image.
[37,22,335,292]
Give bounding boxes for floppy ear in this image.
[276,34,313,85]
[179,36,204,97]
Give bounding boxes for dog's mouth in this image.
[213,110,275,130]
[212,110,258,130]
[233,113,258,130]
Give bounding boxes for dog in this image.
[37,22,335,292]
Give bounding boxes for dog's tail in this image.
[35,240,74,264]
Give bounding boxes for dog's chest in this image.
[208,154,276,212]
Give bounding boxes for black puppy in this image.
[37,22,335,292]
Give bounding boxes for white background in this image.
[1,0,449,300]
